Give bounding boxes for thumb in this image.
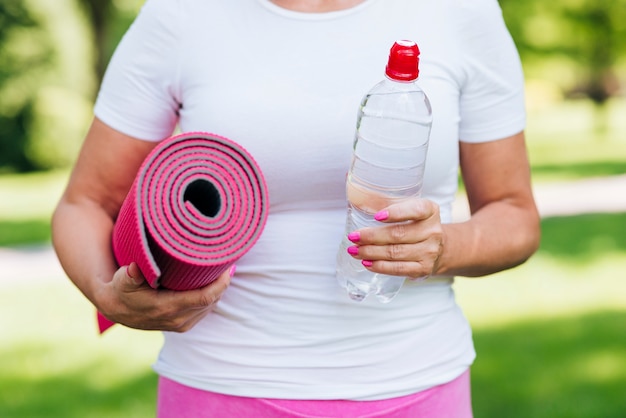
[121,262,145,286]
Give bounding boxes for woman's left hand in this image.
[346,198,444,280]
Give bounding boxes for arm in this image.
[52,118,231,331]
[347,131,541,278]
[438,131,540,276]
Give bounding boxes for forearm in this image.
[436,199,540,277]
[50,119,157,307]
[51,198,118,307]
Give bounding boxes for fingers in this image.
[355,198,440,245]
[164,268,232,314]
[159,269,232,332]
[349,237,442,279]
[125,262,146,285]
[358,247,442,280]
[374,198,437,223]
[110,262,151,296]
[346,198,443,279]
[349,198,441,251]
[102,263,234,332]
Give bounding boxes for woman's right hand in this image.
[97,263,233,332]
[52,118,236,333]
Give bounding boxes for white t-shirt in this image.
[95,0,525,400]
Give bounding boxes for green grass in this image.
[471,311,626,418]
[0,282,161,418]
[0,219,51,246]
[0,170,67,220]
[0,170,66,246]
[525,98,626,182]
[539,212,626,262]
[454,216,626,417]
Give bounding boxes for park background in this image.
[1,0,625,416]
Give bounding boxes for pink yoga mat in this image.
[98,132,269,333]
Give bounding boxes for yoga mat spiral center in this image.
[184,179,221,218]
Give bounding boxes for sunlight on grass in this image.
[577,351,626,383]
[454,252,626,328]
[0,281,161,418]
[454,211,626,328]
[0,169,67,220]
[0,170,67,245]
[526,98,626,181]
[526,98,626,143]
[0,219,51,246]
[471,311,626,418]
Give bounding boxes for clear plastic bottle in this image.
[336,40,432,303]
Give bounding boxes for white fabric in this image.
[95,0,525,400]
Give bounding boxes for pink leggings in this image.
[157,369,473,418]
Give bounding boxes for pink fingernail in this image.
[362,260,373,267]
[125,265,133,278]
[374,210,389,221]
[347,231,360,242]
[229,264,237,276]
[347,246,359,255]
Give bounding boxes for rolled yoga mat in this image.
[98,132,269,333]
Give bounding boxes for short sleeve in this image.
[94,0,181,141]
[457,0,526,143]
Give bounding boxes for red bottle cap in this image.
[385,40,420,81]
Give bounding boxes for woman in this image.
[52,0,540,416]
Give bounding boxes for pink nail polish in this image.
[362,260,373,267]
[125,265,132,278]
[347,231,360,242]
[229,264,237,276]
[374,210,389,221]
[347,246,359,255]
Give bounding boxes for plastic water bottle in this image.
[336,40,432,303]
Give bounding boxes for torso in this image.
[95,0,524,400]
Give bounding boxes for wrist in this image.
[433,222,467,277]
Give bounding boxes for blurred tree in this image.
[0,0,93,172]
[0,0,50,171]
[76,0,143,83]
[499,0,626,134]
[76,0,113,82]
[561,1,625,134]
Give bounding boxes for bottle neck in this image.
[382,76,421,91]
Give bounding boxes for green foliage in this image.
[0,0,50,171]
[2,0,624,171]
[0,0,94,172]
[75,0,143,81]
[499,0,626,104]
